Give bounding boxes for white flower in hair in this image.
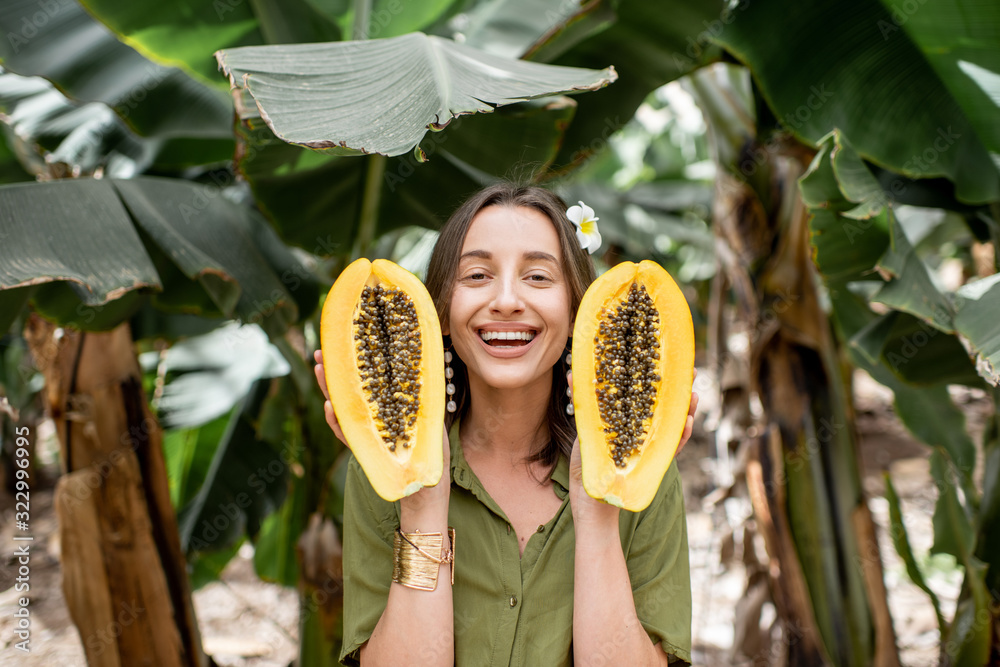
[567,201,601,254]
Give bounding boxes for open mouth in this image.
[479,330,537,348]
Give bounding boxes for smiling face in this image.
[446,205,573,393]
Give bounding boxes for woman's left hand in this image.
[567,369,699,521]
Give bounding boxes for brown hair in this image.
[424,182,597,470]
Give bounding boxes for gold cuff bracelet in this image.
[392,528,455,591]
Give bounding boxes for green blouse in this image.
[339,424,692,666]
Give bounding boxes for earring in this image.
[445,349,456,413]
[564,346,574,416]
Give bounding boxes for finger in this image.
[676,415,694,456]
[313,349,323,365]
[314,358,331,401]
[324,399,338,430]
[324,400,347,445]
[692,367,698,380]
[688,391,699,417]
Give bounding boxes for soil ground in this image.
[0,369,991,666]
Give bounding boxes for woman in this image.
[313,182,698,666]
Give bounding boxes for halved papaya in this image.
[572,260,694,511]
[320,258,444,501]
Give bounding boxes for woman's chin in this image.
[472,365,555,393]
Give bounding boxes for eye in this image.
[466,272,487,281]
[528,274,550,282]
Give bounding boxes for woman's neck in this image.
[460,372,551,462]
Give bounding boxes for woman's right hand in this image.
[313,349,451,508]
[313,349,348,446]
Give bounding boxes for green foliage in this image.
[715,0,1000,203]
[0,178,318,335]
[877,0,1000,185]
[954,275,1000,387]
[163,412,229,509]
[0,0,233,162]
[142,322,290,429]
[178,379,288,553]
[542,0,727,170]
[930,446,994,665]
[336,0,461,40]
[216,34,615,158]
[232,95,577,253]
[851,311,983,387]
[254,475,306,586]
[884,472,946,633]
[802,131,997,391]
[78,0,333,86]
[977,393,1000,593]
[0,128,31,183]
[189,541,244,591]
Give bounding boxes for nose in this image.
[489,275,524,316]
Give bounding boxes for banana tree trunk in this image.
[24,315,206,667]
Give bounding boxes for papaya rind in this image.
[320,258,445,501]
[572,260,694,512]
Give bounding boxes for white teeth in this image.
[479,330,536,342]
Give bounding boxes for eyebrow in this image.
[524,251,558,263]
[459,250,558,263]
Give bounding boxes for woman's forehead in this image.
[461,205,563,259]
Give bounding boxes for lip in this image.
[474,323,539,358]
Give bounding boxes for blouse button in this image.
[510,596,518,607]
[536,525,544,533]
